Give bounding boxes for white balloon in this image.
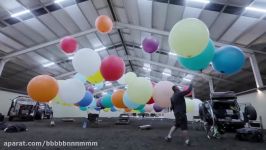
[72,48,101,76]
[58,79,86,104]
[144,104,153,112]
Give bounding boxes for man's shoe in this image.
[185,139,191,146]
[164,136,172,142]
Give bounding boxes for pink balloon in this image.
[153,81,175,108]
[60,36,78,53]
[144,104,153,112]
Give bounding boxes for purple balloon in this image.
[86,86,94,93]
[153,103,163,112]
[96,98,105,109]
[142,36,159,53]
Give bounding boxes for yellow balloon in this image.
[103,108,110,112]
[127,77,153,104]
[186,98,195,113]
[53,95,74,106]
[169,18,209,58]
[124,72,137,85]
[86,70,104,84]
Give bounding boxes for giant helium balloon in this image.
[27,75,58,102]
[86,70,104,84]
[127,77,153,104]
[101,94,113,108]
[212,45,245,74]
[100,55,125,81]
[111,89,127,108]
[58,79,86,104]
[142,36,159,53]
[72,48,101,76]
[59,36,78,53]
[178,40,215,71]
[153,103,163,112]
[169,18,209,58]
[76,91,93,107]
[123,92,142,109]
[153,81,175,108]
[95,15,113,33]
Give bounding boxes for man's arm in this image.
[180,84,192,96]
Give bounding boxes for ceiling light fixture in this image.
[68,56,74,60]
[11,10,31,17]
[143,67,151,72]
[245,6,266,13]
[95,46,106,52]
[43,62,55,67]
[186,0,210,4]
[54,0,69,3]
[105,82,112,86]
[162,72,171,76]
[183,78,192,82]
[168,52,177,56]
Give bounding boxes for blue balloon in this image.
[77,91,93,107]
[139,108,145,113]
[178,40,215,71]
[73,73,87,83]
[212,45,245,74]
[95,107,101,111]
[101,94,113,108]
[111,107,117,112]
[123,92,142,109]
[88,99,97,108]
[96,98,105,109]
[80,106,88,111]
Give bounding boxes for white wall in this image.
[0,90,25,115]
[238,90,266,127]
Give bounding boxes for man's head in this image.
[172,86,180,92]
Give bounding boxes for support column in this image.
[249,54,264,88]
[0,59,9,76]
[208,78,214,93]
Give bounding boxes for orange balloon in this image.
[125,108,131,113]
[111,89,126,108]
[27,75,58,102]
[95,15,113,33]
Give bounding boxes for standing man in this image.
[165,84,192,146]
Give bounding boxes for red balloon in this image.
[100,55,125,81]
[147,97,154,104]
[60,36,78,53]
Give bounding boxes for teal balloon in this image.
[178,40,215,71]
[123,92,142,109]
[80,106,88,111]
[139,108,145,113]
[101,94,113,108]
[136,104,145,110]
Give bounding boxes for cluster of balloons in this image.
[169,18,245,74]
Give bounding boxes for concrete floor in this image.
[0,118,265,150]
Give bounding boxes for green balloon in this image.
[178,40,215,71]
[169,18,209,58]
[101,94,113,108]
